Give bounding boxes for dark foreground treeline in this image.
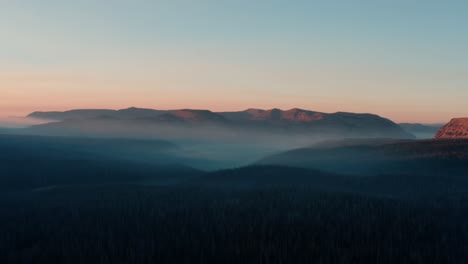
[1,185,468,264]
[2,134,468,263]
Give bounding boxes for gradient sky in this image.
[1,0,467,123]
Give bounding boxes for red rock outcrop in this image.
[435,118,468,139]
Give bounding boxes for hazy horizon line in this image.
[0,106,452,126]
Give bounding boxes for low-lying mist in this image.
[0,128,332,171]
[1,110,430,171]
[12,119,365,170]
[0,116,51,128]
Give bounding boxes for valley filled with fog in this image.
[1,108,468,263]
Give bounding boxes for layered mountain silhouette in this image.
[28,107,165,120]
[219,108,325,122]
[258,138,468,176]
[435,118,468,139]
[399,123,443,139]
[28,107,414,140]
[0,134,203,190]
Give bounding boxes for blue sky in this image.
[1,0,467,122]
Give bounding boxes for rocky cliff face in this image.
[435,118,468,139]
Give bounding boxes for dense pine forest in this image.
[2,135,468,263]
[2,185,468,263]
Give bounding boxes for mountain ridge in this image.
[27,107,415,140]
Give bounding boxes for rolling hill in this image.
[0,134,202,191]
[257,138,468,176]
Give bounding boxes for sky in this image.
[1,0,467,123]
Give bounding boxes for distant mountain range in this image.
[435,118,468,139]
[27,107,414,141]
[398,123,443,139]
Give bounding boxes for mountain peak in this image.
[435,118,468,139]
[283,108,324,122]
[169,109,227,122]
[118,107,159,112]
[242,108,324,122]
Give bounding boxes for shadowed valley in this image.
[1,110,467,263]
